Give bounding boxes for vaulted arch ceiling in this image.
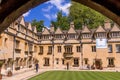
[0,0,120,33]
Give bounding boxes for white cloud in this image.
[51,14,57,19]
[42,5,53,12]
[48,0,71,15]
[44,14,57,20]
[23,10,31,17]
[59,3,71,15]
[44,14,51,20]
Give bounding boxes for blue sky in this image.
[23,0,71,27]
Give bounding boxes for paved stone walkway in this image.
[2,68,48,80]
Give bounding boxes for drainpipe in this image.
[52,42,54,69]
[51,36,54,69]
[81,43,83,69]
[27,42,30,68]
[12,36,15,73]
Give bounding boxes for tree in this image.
[68,1,108,29]
[51,11,69,30]
[51,1,109,30]
[31,19,44,32]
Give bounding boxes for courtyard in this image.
[29,71,120,80]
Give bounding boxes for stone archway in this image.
[0,0,120,33]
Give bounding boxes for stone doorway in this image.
[95,59,101,69]
[64,59,72,70]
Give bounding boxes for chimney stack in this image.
[70,22,74,28]
[104,19,111,29]
[50,24,54,32]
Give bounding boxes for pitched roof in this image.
[19,16,25,26]
[55,27,63,34]
[33,26,37,33]
[28,22,32,31]
[110,23,120,32]
[82,25,91,33]
[95,26,106,32]
[16,16,23,23]
[42,27,50,34]
[68,26,76,34]
[25,22,29,27]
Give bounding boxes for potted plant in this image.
[15,66,20,70]
[7,70,12,77]
[29,65,32,68]
[0,60,4,79]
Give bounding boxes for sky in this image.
[23,0,71,27]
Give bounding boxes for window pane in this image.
[108,45,112,53]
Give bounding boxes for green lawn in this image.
[28,71,120,80]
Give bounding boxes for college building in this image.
[0,16,120,72]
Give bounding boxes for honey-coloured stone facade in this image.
[0,16,120,72]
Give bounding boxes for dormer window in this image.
[38,36,42,40]
[68,34,77,39]
[42,35,50,40]
[82,33,91,39]
[55,34,63,39]
[28,30,32,36]
[21,26,25,33]
[111,32,120,38]
[18,24,20,31]
[32,33,34,37]
[96,32,106,38]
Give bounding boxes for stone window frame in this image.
[116,44,120,53]
[76,46,81,52]
[64,46,73,53]
[73,58,79,66]
[48,46,52,54]
[57,46,61,53]
[108,44,112,53]
[91,45,96,52]
[39,46,43,54]
[107,57,115,67]
[44,58,50,66]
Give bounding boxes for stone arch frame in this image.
[0,0,120,33]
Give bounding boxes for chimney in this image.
[104,19,111,29]
[50,24,54,32]
[42,27,45,32]
[70,22,74,28]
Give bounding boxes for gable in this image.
[42,27,50,34]
[82,25,90,33]
[95,26,105,32]
[68,27,76,34]
[111,23,120,32]
[20,16,25,26]
[34,26,37,33]
[28,23,32,30]
[55,27,63,34]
